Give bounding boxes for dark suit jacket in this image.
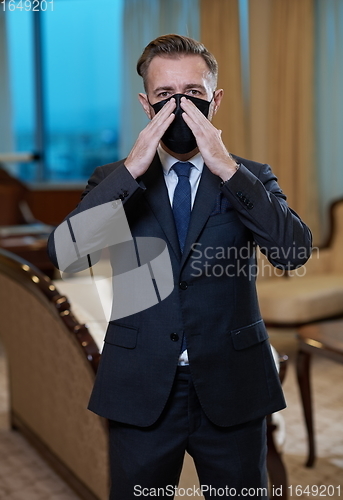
[48,154,311,428]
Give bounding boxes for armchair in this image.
[257,198,343,327]
[0,248,109,500]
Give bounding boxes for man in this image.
[48,34,311,499]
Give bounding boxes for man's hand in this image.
[125,98,176,179]
[180,97,238,182]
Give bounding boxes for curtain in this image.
[248,0,272,164]
[119,0,200,159]
[200,0,247,157]
[200,0,319,241]
[315,0,343,240]
[264,0,320,242]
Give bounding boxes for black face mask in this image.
[150,93,212,154]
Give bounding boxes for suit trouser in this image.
[108,366,268,500]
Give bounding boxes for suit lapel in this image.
[140,155,181,260]
[181,165,221,268]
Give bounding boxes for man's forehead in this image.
[148,54,209,72]
[146,54,213,90]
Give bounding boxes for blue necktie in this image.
[172,161,192,253]
[172,161,192,356]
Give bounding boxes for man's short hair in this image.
[137,34,218,91]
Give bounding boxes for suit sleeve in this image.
[47,162,145,270]
[220,162,312,269]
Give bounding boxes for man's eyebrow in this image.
[152,84,207,94]
[183,83,206,91]
[153,86,175,94]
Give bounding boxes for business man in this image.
[48,34,312,499]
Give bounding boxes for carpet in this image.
[0,330,342,499]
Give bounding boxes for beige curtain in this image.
[263,0,320,242]
[200,0,320,242]
[200,0,248,157]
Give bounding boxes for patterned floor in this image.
[273,330,343,500]
[0,330,342,499]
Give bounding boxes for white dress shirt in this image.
[157,144,204,365]
[157,144,204,208]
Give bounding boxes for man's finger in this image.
[180,96,206,119]
[149,105,175,138]
[152,98,176,121]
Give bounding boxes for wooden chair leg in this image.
[267,415,288,500]
[296,349,315,467]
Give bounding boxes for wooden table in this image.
[296,319,343,467]
[0,229,55,278]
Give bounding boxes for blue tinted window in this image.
[6,0,123,182]
[43,0,123,180]
[6,10,36,180]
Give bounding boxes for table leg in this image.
[296,348,315,467]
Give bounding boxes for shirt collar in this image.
[157,144,204,176]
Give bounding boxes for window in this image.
[5,0,123,182]
[5,9,36,180]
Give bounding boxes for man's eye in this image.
[188,90,201,95]
[158,92,170,98]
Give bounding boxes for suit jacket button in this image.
[170,333,179,342]
[179,281,188,290]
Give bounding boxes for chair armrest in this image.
[288,247,331,277]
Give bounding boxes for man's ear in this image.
[212,89,224,116]
[138,93,153,119]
